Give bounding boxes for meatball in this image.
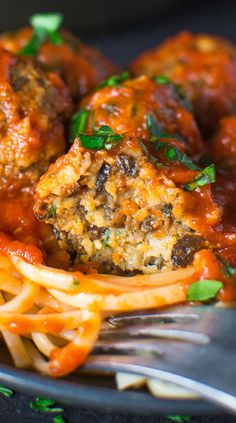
[212,116,236,174]
[130,32,236,137]
[77,75,204,157]
[0,49,72,195]
[34,132,220,274]
[0,27,116,101]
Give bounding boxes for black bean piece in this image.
[171,235,205,268]
[116,154,139,176]
[10,74,30,91]
[161,203,173,217]
[141,215,156,231]
[145,256,165,269]
[96,162,112,191]
[74,202,87,219]
[53,227,61,241]
[88,224,108,240]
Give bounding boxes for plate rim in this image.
[0,363,225,415]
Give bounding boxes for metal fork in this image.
[81,305,236,414]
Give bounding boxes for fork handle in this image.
[83,354,236,414]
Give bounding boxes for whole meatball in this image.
[0,49,72,195]
[212,116,236,173]
[0,27,116,101]
[130,32,236,137]
[78,75,204,157]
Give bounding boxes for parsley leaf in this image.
[217,256,236,280]
[53,416,66,423]
[29,396,63,413]
[47,203,57,218]
[102,229,110,248]
[69,109,89,142]
[0,384,13,397]
[167,415,191,422]
[153,75,193,112]
[146,115,200,170]
[187,280,223,302]
[78,125,123,150]
[164,145,200,170]
[184,164,216,191]
[146,114,172,139]
[98,71,129,89]
[18,13,63,56]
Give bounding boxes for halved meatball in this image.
[77,75,204,157]
[212,116,236,174]
[0,27,116,101]
[34,133,220,274]
[130,32,236,137]
[0,49,72,195]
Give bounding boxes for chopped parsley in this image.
[53,416,66,423]
[78,125,123,150]
[167,416,191,422]
[73,277,79,288]
[153,75,193,112]
[18,13,63,56]
[102,229,111,248]
[0,384,13,397]
[146,114,172,140]
[187,280,223,302]
[184,164,216,191]
[218,256,236,281]
[98,71,129,89]
[29,396,63,413]
[47,203,57,218]
[69,109,89,142]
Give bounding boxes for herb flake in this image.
[53,416,66,423]
[98,71,129,89]
[0,384,13,397]
[102,229,111,248]
[167,416,191,422]
[187,280,223,302]
[69,109,89,142]
[153,75,193,112]
[47,203,57,218]
[218,256,236,281]
[29,396,63,413]
[184,164,216,191]
[78,125,123,150]
[18,13,63,56]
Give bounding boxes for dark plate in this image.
[0,0,235,415]
[0,344,224,415]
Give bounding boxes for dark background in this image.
[1,0,236,421]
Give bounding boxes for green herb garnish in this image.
[184,164,216,191]
[146,114,172,139]
[78,125,123,150]
[167,415,191,422]
[69,109,89,142]
[98,71,129,89]
[146,115,200,170]
[47,203,57,218]
[73,277,79,288]
[53,416,66,423]
[153,75,193,112]
[187,280,223,302]
[102,229,110,248]
[18,13,63,56]
[0,384,13,397]
[29,396,63,413]
[218,256,236,280]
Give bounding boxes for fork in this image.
[81,305,236,414]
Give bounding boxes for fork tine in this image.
[107,310,199,327]
[94,339,164,357]
[100,326,210,345]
